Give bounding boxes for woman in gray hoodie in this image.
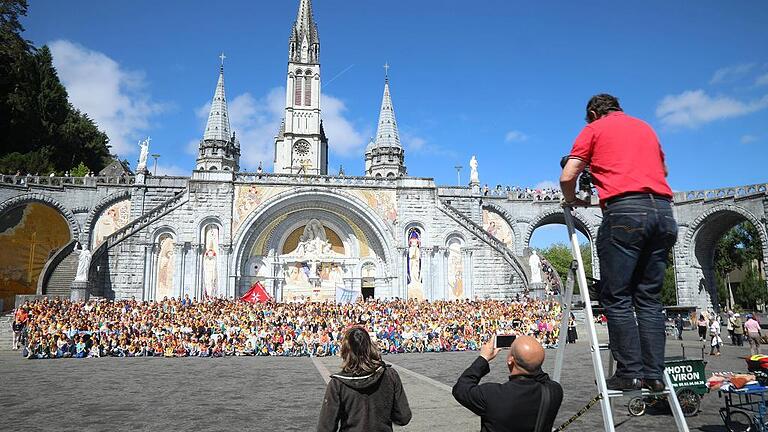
[317,327,412,431]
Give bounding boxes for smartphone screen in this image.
[495,335,516,349]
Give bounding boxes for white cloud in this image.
[505,130,528,143]
[185,138,200,156]
[400,132,455,158]
[49,40,164,155]
[322,95,368,156]
[655,89,768,128]
[153,163,188,177]
[534,180,558,190]
[741,134,758,144]
[710,63,755,84]
[756,73,768,87]
[402,134,426,151]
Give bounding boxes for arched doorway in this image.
[0,202,71,309]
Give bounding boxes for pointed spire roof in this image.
[374,75,401,149]
[203,62,232,142]
[289,0,319,63]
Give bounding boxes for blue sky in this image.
[23,1,768,247]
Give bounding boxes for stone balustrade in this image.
[0,174,135,187]
[675,183,768,203]
[234,172,433,188]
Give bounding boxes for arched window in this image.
[294,71,302,106]
[304,75,312,106]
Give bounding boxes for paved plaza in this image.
[0,328,755,431]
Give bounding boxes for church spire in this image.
[203,57,232,142]
[288,0,320,64]
[196,54,240,172]
[365,66,406,178]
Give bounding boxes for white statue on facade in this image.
[407,230,424,300]
[74,242,92,282]
[469,155,479,185]
[290,219,335,257]
[202,225,219,297]
[528,250,542,284]
[136,137,150,173]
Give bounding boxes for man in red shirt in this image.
[560,94,678,392]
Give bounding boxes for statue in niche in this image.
[407,229,424,300]
[74,242,92,282]
[528,250,543,284]
[291,219,335,257]
[203,225,219,297]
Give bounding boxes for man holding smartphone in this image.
[452,335,563,432]
[560,93,677,392]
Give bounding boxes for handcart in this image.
[719,384,768,432]
[628,356,708,417]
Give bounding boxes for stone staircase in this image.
[45,251,80,297]
[0,313,14,351]
[437,199,531,286]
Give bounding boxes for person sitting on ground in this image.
[317,326,411,432]
[452,335,563,432]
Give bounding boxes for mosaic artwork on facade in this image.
[202,225,220,298]
[353,189,398,224]
[407,227,424,300]
[0,203,70,307]
[233,185,287,232]
[482,209,514,247]
[447,237,464,300]
[156,234,175,300]
[92,200,131,248]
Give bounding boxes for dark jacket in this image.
[452,356,563,432]
[317,364,411,432]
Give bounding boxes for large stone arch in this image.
[83,189,132,246]
[231,188,396,281]
[682,204,768,310]
[0,192,80,239]
[522,208,598,247]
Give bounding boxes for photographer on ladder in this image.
[559,94,677,393]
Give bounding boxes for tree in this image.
[538,242,593,294]
[0,0,111,175]
[714,221,766,310]
[70,161,89,177]
[661,250,677,306]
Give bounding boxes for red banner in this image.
[241,281,272,304]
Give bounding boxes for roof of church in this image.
[203,66,232,142]
[372,77,402,150]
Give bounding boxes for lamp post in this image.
[454,165,463,186]
[151,154,161,176]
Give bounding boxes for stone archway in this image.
[683,204,768,310]
[231,188,396,300]
[0,196,74,309]
[523,208,600,278]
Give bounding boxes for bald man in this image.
[452,335,563,432]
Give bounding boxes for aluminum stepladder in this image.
[552,205,689,432]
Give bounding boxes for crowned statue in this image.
[74,242,92,282]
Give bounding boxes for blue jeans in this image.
[597,194,678,380]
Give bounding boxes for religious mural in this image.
[352,189,398,224]
[447,238,464,300]
[156,234,175,300]
[482,209,514,247]
[407,227,424,300]
[202,225,220,298]
[0,203,70,310]
[233,185,286,232]
[92,200,131,248]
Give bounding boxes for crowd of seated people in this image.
[16,296,562,360]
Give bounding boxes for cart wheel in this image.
[628,397,646,417]
[724,409,753,432]
[676,389,701,417]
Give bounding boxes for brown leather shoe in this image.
[643,379,665,392]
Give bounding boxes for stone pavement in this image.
[0,329,756,431]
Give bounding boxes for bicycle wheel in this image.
[676,389,701,417]
[628,397,646,417]
[724,409,754,432]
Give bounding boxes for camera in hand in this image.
[495,335,516,349]
[560,155,594,195]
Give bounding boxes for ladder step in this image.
[598,343,609,351]
[606,388,673,398]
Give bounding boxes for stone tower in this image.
[195,60,240,172]
[365,73,406,178]
[274,0,328,175]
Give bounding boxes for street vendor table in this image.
[719,384,768,432]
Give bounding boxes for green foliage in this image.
[661,250,677,306]
[538,242,593,294]
[714,221,766,310]
[0,0,111,175]
[70,161,89,177]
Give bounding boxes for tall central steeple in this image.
[196,56,240,172]
[365,68,406,178]
[274,0,328,175]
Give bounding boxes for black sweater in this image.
[317,364,411,432]
[452,356,563,432]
